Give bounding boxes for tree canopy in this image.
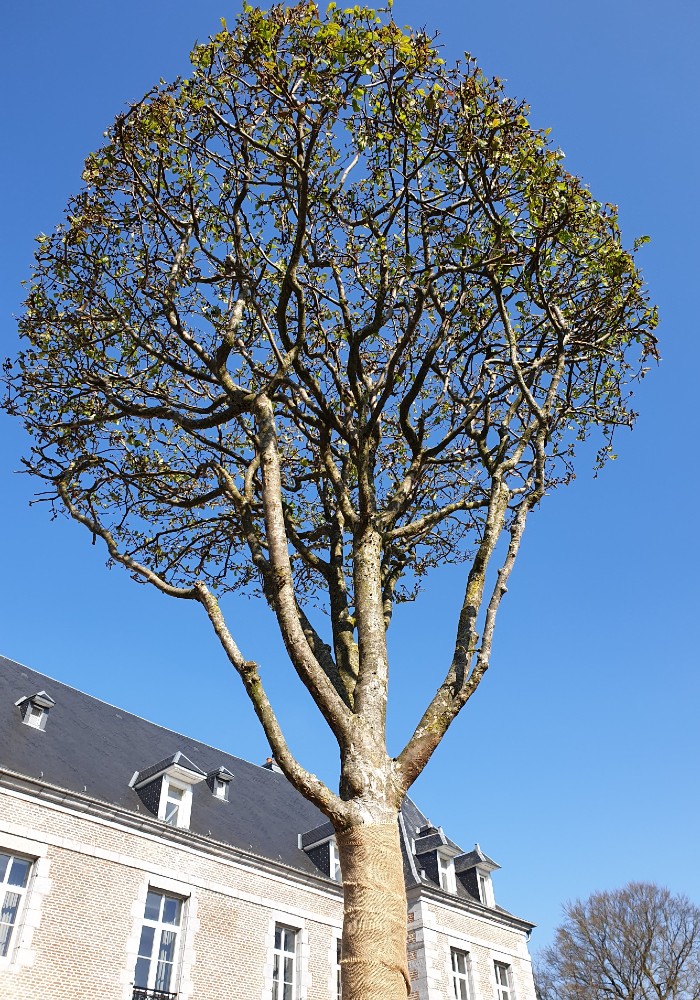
[6,3,655,806]
[536,883,700,1000]
[5,6,657,994]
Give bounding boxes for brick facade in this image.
[0,783,537,1000]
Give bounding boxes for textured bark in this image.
[337,822,410,1000]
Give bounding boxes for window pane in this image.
[272,964,280,1000]
[8,859,30,888]
[495,963,511,988]
[283,928,296,953]
[164,802,180,825]
[275,926,282,950]
[158,929,177,965]
[284,955,295,984]
[0,891,20,928]
[0,920,16,958]
[283,981,293,1000]
[137,924,155,959]
[168,786,184,802]
[144,890,162,921]
[155,958,173,992]
[162,896,181,926]
[134,956,150,989]
[0,854,9,882]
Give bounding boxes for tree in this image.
[535,883,700,1000]
[4,4,656,998]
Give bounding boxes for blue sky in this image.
[1,0,698,951]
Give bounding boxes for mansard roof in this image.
[0,654,531,928]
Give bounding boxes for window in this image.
[336,937,342,999]
[438,852,456,893]
[478,871,494,906]
[15,690,55,731]
[451,949,472,1000]
[495,962,514,1000]
[329,838,341,881]
[214,777,227,799]
[0,852,31,958]
[133,889,183,998]
[26,705,44,729]
[163,783,184,826]
[157,778,193,830]
[272,924,298,1000]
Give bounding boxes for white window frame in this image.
[327,930,343,1000]
[133,888,184,996]
[477,870,495,907]
[438,851,456,893]
[272,923,299,1000]
[122,875,198,1000]
[329,838,341,881]
[263,913,310,1000]
[25,705,46,729]
[451,947,473,1000]
[158,777,192,830]
[494,961,514,1000]
[0,833,50,972]
[0,852,32,960]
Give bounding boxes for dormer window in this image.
[300,821,342,881]
[131,751,205,831]
[438,851,456,893]
[454,843,500,905]
[206,766,233,801]
[414,824,460,893]
[15,691,55,731]
[329,837,341,881]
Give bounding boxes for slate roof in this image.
[0,654,332,877]
[0,653,527,926]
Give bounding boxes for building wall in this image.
[0,785,534,1000]
[407,896,536,1000]
[0,785,344,1000]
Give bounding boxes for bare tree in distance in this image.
[4,3,657,998]
[535,883,700,1000]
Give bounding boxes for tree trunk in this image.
[337,821,410,1000]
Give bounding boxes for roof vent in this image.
[15,691,55,731]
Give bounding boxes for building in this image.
[0,654,537,1000]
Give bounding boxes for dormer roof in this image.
[414,825,461,857]
[454,843,501,874]
[15,690,55,711]
[132,751,206,789]
[300,820,335,850]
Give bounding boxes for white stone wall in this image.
[407,894,536,1000]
